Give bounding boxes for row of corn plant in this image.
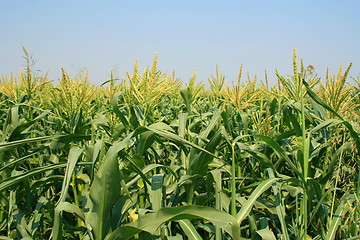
[0,50,359,239]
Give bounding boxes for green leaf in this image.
[86,134,132,239]
[325,193,355,240]
[105,205,238,240]
[235,178,278,224]
[167,234,184,240]
[147,125,217,159]
[0,151,38,172]
[137,131,155,156]
[254,135,305,183]
[50,150,89,237]
[49,134,91,150]
[8,111,48,141]
[283,106,302,136]
[111,92,130,129]
[0,135,58,152]
[51,202,85,240]
[178,219,202,240]
[0,163,67,192]
[267,169,290,240]
[199,109,222,140]
[179,112,188,169]
[180,88,192,113]
[303,79,360,151]
[188,128,222,176]
[309,119,343,134]
[149,174,164,212]
[57,148,83,204]
[256,228,277,240]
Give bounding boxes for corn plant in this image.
[0,51,359,240]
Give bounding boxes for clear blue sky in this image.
[1,0,360,86]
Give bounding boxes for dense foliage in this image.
[0,51,359,239]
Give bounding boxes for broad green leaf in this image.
[199,109,222,139]
[167,234,184,240]
[126,163,163,188]
[180,88,192,113]
[57,148,83,204]
[178,113,188,138]
[283,106,302,136]
[325,193,355,240]
[267,169,290,240]
[147,125,217,159]
[8,110,48,141]
[236,178,278,224]
[0,135,58,152]
[0,151,38,172]
[105,205,238,240]
[237,144,276,172]
[303,79,360,151]
[51,202,85,240]
[179,112,188,169]
[256,228,277,240]
[49,134,91,149]
[13,212,32,239]
[149,174,164,212]
[137,131,155,156]
[188,128,222,176]
[178,219,202,240]
[319,142,352,185]
[86,134,132,239]
[0,163,67,192]
[308,187,342,225]
[111,92,130,129]
[254,135,305,183]
[309,119,343,134]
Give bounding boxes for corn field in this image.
[1,50,360,239]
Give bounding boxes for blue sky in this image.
[1,0,360,86]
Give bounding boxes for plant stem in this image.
[300,78,309,239]
[231,146,237,217]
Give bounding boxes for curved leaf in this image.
[236,178,278,224]
[178,219,202,240]
[0,163,67,192]
[254,135,305,183]
[105,205,237,240]
[85,134,132,239]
